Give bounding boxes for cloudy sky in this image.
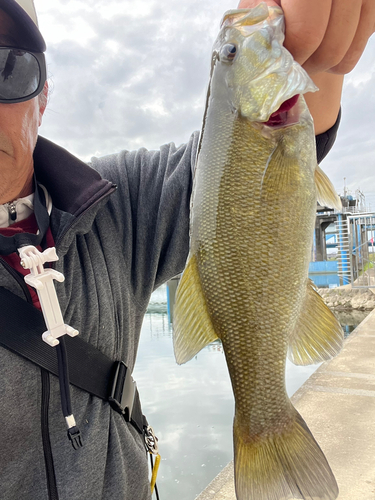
[34,0,375,206]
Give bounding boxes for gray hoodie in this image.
[0,132,197,500]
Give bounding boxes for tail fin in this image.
[234,410,338,500]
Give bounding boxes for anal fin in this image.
[288,280,344,365]
[173,254,218,365]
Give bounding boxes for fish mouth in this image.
[263,94,300,127]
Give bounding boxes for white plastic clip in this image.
[18,245,79,347]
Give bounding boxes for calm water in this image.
[133,285,370,500]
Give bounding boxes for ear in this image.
[38,81,49,126]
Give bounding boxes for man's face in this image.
[0,8,46,204]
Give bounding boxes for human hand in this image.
[237,0,375,76]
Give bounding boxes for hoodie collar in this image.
[33,136,115,217]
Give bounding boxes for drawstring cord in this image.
[6,182,82,450]
[56,338,83,449]
[18,242,82,450]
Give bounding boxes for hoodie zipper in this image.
[41,369,59,500]
[0,261,59,500]
[6,201,17,225]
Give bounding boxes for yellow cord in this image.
[150,453,161,493]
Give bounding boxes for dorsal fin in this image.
[315,165,342,210]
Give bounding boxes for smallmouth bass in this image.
[174,4,344,500]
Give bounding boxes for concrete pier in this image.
[196,308,375,500]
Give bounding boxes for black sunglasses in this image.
[0,47,46,104]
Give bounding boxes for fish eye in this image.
[220,43,238,62]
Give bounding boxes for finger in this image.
[236,0,331,65]
[302,0,362,74]
[304,73,343,134]
[329,0,375,74]
[280,0,332,65]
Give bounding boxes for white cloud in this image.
[34,0,375,200]
[34,1,96,45]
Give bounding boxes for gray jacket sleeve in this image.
[90,115,338,309]
[316,109,341,164]
[90,132,199,306]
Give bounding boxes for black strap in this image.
[0,286,147,434]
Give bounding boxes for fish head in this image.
[212,3,317,125]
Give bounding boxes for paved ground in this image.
[196,308,375,500]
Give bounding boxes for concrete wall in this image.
[196,309,375,500]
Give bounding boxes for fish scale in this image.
[174,5,344,499]
[196,121,304,410]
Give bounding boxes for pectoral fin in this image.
[288,280,344,365]
[173,254,218,365]
[315,164,342,210]
[260,139,302,204]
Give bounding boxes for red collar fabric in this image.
[0,214,55,309]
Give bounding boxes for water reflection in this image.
[134,286,370,500]
[134,311,233,500]
[334,309,371,337]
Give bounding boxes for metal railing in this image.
[334,217,351,286]
[347,214,375,288]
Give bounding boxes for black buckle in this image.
[67,426,83,450]
[109,361,137,421]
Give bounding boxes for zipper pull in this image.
[7,201,17,224]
